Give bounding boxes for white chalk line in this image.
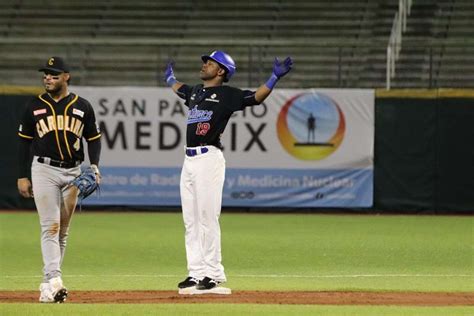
[2,274,472,279]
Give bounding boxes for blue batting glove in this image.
[273,56,293,78]
[164,61,177,86]
[265,56,293,89]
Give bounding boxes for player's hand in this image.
[164,60,177,86]
[17,178,33,198]
[90,164,101,185]
[272,57,293,78]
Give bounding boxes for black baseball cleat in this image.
[195,277,220,290]
[178,276,201,289]
[193,277,231,294]
[53,288,68,303]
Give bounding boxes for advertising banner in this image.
[72,87,374,207]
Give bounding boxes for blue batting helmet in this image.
[201,50,236,82]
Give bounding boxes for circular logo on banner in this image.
[276,92,346,160]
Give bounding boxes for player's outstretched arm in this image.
[254,56,293,103]
[164,60,183,93]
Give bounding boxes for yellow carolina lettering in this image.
[47,116,56,132]
[66,116,75,132]
[69,117,76,132]
[78,125,84,137]
[36,123,44,138]
[73,119,82,135]
[35,115,85,138]
[64,115,70,131]
[39,119,49,135]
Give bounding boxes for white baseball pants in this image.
[180,146,226,282]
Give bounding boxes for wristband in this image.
[265,73,279,90]
[166,76,178,87]
[90,164,100,175]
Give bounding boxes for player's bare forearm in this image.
[254,84,272,104]
[171,82,184,94]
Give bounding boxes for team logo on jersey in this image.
[33,108,47,116]
[187,105,213,124]
[73,108,84,117]
[276,92,346,161]
[205,93,219,103]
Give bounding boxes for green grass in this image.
[0,304,473,316]
[1,212,472,291]
[1,212,473,315]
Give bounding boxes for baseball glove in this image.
[71,167,99,199]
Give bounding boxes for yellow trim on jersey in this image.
[63,94,79,159]
[38,94,64,160]
[18,132,34,139]
[87,134,101,142]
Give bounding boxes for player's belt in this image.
[37,157,81,168]
[185,147,209,157]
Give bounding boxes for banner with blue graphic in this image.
[73,87,374,207]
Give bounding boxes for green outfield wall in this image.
[375,89,474,212]
[1,87,473,212]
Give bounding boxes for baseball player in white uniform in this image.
[164,50,292,294]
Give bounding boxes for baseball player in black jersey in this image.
[17,57,102,303]
[164,50,292,294]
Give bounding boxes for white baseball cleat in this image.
[48,276,68,303]
[39,283,55,303]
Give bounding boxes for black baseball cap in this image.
[38,56,70,74]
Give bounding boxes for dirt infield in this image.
[1,290,473,305]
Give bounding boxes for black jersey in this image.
[18,93,101,162]
[177,84,259,148]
